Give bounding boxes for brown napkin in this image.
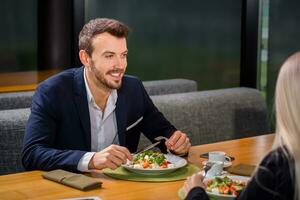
[228,164,256,176]
[42,169,102,191]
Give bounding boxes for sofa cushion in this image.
[139,87,270,148]
[0,108,30,174]
[143,79,197,96]
[0,91,34,110]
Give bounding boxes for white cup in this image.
[206,161,224,176]
[208,151,231,163]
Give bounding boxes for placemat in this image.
[103,164,200,182]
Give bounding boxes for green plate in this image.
[103,164,200,182]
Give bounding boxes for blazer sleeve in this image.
[137,79,177,143]
[21,84,86,172]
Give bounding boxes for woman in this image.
[183,52,300,200]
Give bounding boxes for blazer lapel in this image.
[73,67,91,150]
[116,89,127,146]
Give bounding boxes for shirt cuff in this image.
[77,152,96,172]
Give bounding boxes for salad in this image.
[131,150,174,169]
[206,176,247,196]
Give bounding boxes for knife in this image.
[135,140,161,154]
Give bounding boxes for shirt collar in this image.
[83,68,118,106]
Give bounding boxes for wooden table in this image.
[0,69,61,93]
[0,134,274,200]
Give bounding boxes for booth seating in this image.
[0,83,270,175]
[138,87,270,149]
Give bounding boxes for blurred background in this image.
[0,0,299,122]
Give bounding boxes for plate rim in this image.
[121,153,187,174]
[205,175,250,198]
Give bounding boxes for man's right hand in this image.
[88,144,132,170]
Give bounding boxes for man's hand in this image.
[88,144,132,170]
[165,130,191,155]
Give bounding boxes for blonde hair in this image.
[273,52,300,200]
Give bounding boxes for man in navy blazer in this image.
[22,18,191,172]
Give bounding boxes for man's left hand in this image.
[165,130,191,155]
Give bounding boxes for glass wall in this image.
[266,0,300,116]
[0,0,37,72]
[85,0,242,90]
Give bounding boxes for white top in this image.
[77,68,119,172]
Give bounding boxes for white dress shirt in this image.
[77,68,119,172]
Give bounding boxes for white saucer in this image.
[202,160,232,168]
[199,170,228,178]
[206,171,228,178]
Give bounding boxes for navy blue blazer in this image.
[22,67,176,172]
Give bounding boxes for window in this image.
[85,0,242,90]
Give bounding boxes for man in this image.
[22,18,190,172]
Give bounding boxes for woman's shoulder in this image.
[239,147,294,199]
[255,146,294,196]
[260,146,292,169]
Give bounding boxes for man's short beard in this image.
[91,64,123,90]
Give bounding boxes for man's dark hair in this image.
[79,18,130,55]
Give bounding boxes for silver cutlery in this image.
[155,136,175,154]
[134,136,169,154]
[134,140,161,154]
[154,136,169,141]
[202,161,215,177]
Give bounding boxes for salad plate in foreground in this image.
[205,175,249,200]
[122,150,187,175]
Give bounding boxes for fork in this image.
[155,136,188,156]
[154,136,174,154]
[154,136,168,141]
[202,161,215,177]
